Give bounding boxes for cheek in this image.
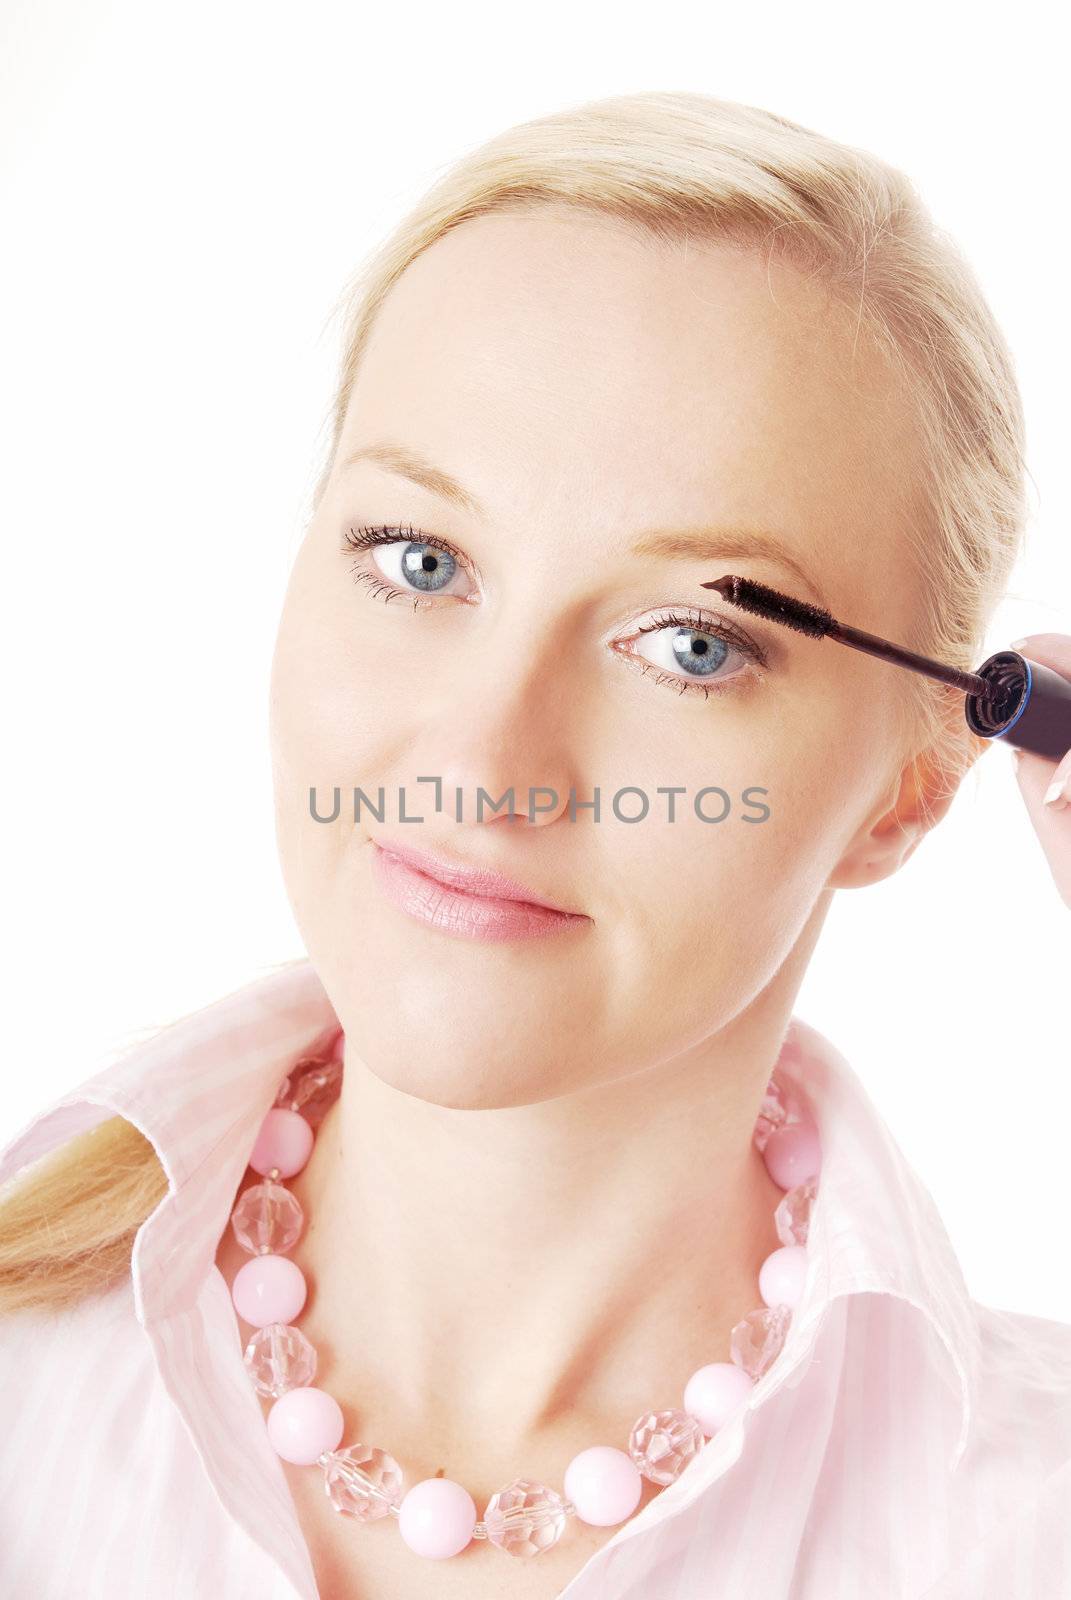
[633,713,859,941]
[270,580,393,786]
[268,595,353,903]
[618,783,832,1033]
[269,588,417,927]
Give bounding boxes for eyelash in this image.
[341,522,768,701]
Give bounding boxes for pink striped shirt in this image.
[1,957,1069,1597]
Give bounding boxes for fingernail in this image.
[1009,638,1028,649]
[1043,777,1069,808]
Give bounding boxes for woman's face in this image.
[270,207,936,1108]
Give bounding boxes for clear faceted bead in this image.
[482,1478,569,1556]
[752,1076,789,1152]
[243,1322,318,1397]
[753,1072,808,1151]
[730,1304,792,1378]
[231,1179,305,1256]
[322,1445,404,1521]
[775,1176,818,1247]
[276,1057,343,1128]
[628,1408,705,1485]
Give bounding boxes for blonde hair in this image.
[0,91,1027,1315]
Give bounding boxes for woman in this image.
[2,91,1069,1599]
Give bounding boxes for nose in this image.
[408,652,579,828]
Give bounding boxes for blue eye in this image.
[623,612,763,698]
[344,524,469,598]
[341,525,767,701]
[660,623,728,676]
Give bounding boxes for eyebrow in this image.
[344,442,485,517]
[342,440,831,612]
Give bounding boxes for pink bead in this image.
[563,1445,643,1527]
[232,1253,307,1328]
[397,1478,478,1558]
[266,1385,345,1465]
[758,1244,808,1309]
[682,1360,755,1436]
[330,1029,345,1062]
[763,1120,822,1189]
[249,1107,314,1179]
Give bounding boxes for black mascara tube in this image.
[964,651,1071,761]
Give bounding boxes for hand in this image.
[1008,633,1071,910]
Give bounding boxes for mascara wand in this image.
[702,574,1071,762]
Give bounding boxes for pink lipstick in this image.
[369,838,589,943]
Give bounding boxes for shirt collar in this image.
[779,1018,980,1474]
[0,960,981,1517]
[0,958,338,1327]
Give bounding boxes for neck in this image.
[285,983,806,1500]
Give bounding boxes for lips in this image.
[368,836,579,915]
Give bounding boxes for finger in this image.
[1009,632,1071,679]
[1013,746,1071,909]
[1041,746,1071,811]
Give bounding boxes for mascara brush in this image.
[701,574,1071,762]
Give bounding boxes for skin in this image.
[1011,634,1071,907]
[263,207,967,1519]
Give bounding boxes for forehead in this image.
[341,208,922,624]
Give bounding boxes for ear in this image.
[826,737,983,891]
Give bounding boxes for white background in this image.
[1,0,1068,1319]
